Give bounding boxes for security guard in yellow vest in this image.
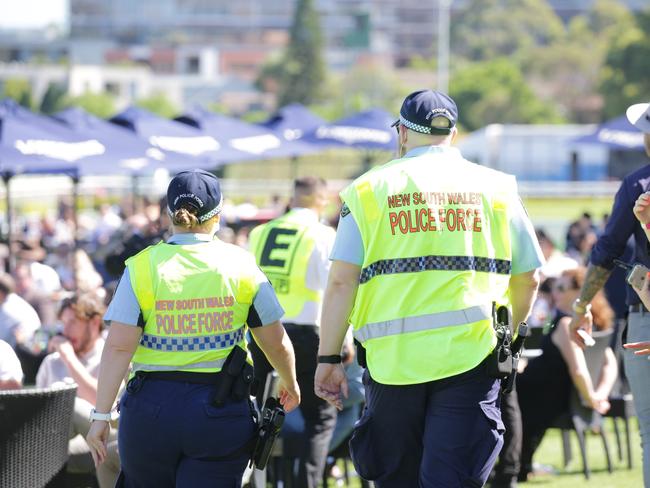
[86,169,300,488]
[248,176,337,488]
[315,90,544,488]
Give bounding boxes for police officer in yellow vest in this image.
[248,176,337,488]
[315,90,544,487]
[86,169,300,488]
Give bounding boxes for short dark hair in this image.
[294,176,326,195]
[59,292,106,328]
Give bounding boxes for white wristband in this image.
[89,408,113,422]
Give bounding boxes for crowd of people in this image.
[0,184,351,487]
[1,92,649,488]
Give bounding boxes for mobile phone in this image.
[627,264,650,290]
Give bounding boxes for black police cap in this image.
[392,89,458,136]
[167,169,223,223]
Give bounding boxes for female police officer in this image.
[86,169,300,487]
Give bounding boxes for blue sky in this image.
[0,0,67,29]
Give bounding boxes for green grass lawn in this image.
[334,419,643,487]
[523,197,615,223]
[525,419,643,487]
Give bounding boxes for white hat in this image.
[626,102,650,133]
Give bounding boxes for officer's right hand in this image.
[314,363,348,411]
[278,378,300,413]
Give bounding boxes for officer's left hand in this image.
[314,363,348,411]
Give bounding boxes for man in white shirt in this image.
[36,292,118,487]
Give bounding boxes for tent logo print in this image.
[598,128,643,148]
[315,125,391,145]
[149,135,220,156]
[14,139,105,162]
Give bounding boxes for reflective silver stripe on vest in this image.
[139,328,245,352]
[131,358,228,373]
[360,255,511,284]
[353,304,492,342]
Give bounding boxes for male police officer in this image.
[315,90,543,487]
[249,177,337,488]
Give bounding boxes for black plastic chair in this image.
[550,329,614,479]
[0,384,77,488]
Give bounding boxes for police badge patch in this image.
[340,203,351,218]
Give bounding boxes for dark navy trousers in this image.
[117,377,256,488]
[350,359,504,488]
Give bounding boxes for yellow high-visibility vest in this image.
[126,240,258,375]
[341,147,515,385]
[249,209,321,322]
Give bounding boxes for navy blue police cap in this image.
[167,169,223,222]
[392,89,458,135]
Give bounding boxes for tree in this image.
[2,78,33,109]
[39,82,69,114]
[451,0,565,63]
[311,64,405,120]
[70,92,117,119]
[450,58,564,132]
[599,10,650,119]
[135,92,179,118]
[257,0,326,107]
[523,0,638,122]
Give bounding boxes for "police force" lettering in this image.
[155,310,234,335]
[389,208,482,235]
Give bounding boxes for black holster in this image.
[251,397,285,470]
[488,304,528,394]
[212,346,254,407]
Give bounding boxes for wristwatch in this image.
[572,298,591,315]
[317,354,342,364]
[89,408,112,422]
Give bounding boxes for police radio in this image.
[488,304,528,394]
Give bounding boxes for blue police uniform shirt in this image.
[590,164,650,306]
[104,233,284,327]
[331,145,545,274]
